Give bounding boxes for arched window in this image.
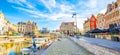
[116,11,119,16]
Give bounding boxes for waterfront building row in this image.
[83,0,120,33]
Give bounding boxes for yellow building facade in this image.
[83,19,90,33]
[17,21,39,37]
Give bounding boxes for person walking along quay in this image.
[33,38,37,52]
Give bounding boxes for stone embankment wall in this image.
[70,38,120,55]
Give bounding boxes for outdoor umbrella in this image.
[89,28,102,33]
[101,29,110,33]
[115,25,120,29]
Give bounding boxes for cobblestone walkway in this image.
[79,36,120,51]
[46,38,93,55]
[30,48,45,55]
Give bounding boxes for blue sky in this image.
[0,0,116,30]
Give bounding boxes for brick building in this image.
[96,14,105,29]
[104,0,120,29]
[60,22,74,35]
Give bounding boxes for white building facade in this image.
[0,12,7,35]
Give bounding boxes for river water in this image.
[0,38,93,55]
[0,39,32,55]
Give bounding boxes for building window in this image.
[65,23,68,26]
[92,26,94,30]
[108,16,110,20]
[119,19,120,24]
[20,28,22,31]
[109,7,112,12]
[117,11,119,16]
[115,2,118,8]
[27,26,30,28]
[92,18,94,21]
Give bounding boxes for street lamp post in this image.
[72,12,77,35]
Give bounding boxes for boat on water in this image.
[30,38,49,49]
[21,38,50,55]
[45,42,53,49]
[21,47,32,55]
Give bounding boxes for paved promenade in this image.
[78,36,120,51]
[45,38,93,55]
[30,36,120,55]
[30,48,45,55]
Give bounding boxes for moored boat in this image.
[21,47,32,55]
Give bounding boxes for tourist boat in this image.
[31,38,49,49]
[45,42,52,49]
[21,47,32,55]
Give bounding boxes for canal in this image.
[46,37,93,55]
[0,39,32,55]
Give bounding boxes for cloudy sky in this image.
[0,0,116,30]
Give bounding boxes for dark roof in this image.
[18,22,26,24]
[101,29,110,33]
[89,28,102,33]
[115,25,120,29]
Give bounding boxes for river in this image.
[0,39,32,55]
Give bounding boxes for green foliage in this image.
[111,34,118,38]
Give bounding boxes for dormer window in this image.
[65,23,68,26]
[109,7,112,12]
[92,18,94,21]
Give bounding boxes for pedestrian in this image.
[33,38,37,52]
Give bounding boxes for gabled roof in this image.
[26,20,31,25]
[60,22,74,27]
[96,13,104,19]
[91,14,96,18]
[17,22,26,24]
[88,14,96,20]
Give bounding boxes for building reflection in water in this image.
[0,40,32,55]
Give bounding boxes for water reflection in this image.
[0,40,32,55]
[8,51,15,55]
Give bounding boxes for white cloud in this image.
[49,13,72,20]
[100,9,106,14]
[86,0,97,8]
[40,0,56,12]
[60,5,75,13]
[8,0,35,9]
[12,6,49,18]
[7,0,117,30]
